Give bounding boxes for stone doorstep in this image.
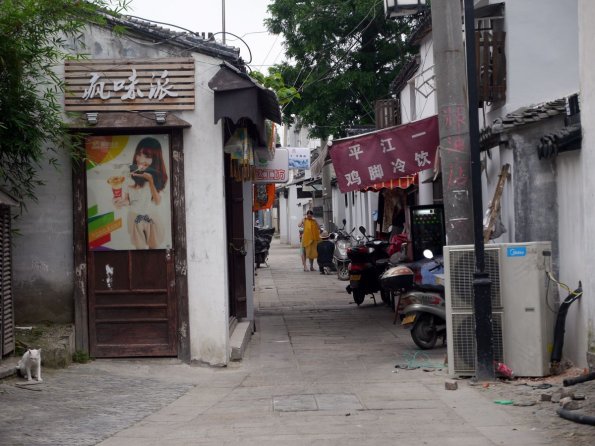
[0,356,19,379]
[230,320,254,361]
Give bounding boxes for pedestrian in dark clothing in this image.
[316,231,335,274]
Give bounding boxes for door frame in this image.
[73,125,190,361]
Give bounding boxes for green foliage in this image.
[265,0,418,138]
[0,0,130,212]
[72,350,92,363]
[250,69,301,107]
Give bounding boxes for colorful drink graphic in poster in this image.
[86,135,173,251]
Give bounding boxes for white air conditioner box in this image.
[444,242,556,377]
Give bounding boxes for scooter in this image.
[346,226,392,306]
[254,227,275,268]
[381,249,446,349]
[333,219,356,281]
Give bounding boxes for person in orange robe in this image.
[298,210,321,271]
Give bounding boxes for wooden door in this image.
[225,154,247,319]
[84,133,178,357]
[88,249,176,357]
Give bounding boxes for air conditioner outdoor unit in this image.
[444,242,556,377]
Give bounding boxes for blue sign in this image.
[507,246,527,257]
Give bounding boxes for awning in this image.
[363,174,417,192]
[329,115,439,193]
[208,62,282,146]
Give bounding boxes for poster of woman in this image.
[86,134,173,251]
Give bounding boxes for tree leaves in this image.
[264,0,415,138]
[0,0,128,213]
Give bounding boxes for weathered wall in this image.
[510,119,564,270]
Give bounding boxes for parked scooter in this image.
[254,227,275,268]
[381,249,445,349]
[333,219,356,281]
[346,226,392,306]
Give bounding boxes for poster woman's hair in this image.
[131,137,168,191]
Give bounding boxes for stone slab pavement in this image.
[1,238,592,445]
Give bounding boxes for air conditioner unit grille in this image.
[448,248,501,310]
[451,312,503,375]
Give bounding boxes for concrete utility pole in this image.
[431,0,494,380]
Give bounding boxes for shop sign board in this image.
[64,58,195,111]
[254,148,289,183]
[330,115,439,192]
[287,147,310,170]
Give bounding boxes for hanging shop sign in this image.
[85,134,173,251]
[330,115,439,193]
[254,148,289,183]
[64,58,195,111]
[287,147,311,170]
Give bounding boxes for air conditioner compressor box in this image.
[444,242,556,377]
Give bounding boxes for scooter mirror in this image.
[342,218,347,225]
[359,226,366,235]
[423,249,434,259]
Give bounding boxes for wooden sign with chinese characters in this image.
[64,58,195,111]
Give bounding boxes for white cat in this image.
[17,349,43,382]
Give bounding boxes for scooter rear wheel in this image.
[411,313,438,350]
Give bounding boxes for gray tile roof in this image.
[491,98,568,133]
[106,14,242,64]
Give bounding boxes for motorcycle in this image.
[254,227,275,268]
[381,249,445,349]
[346,226,392,306]
[333,219,357,281]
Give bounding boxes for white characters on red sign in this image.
[345,170,362,187]
[348,144,363,160]
[415,150,431,167]
[368,164,384,181]
[392,159,406,173]
[380,138,396,153]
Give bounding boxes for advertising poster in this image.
[287,147,310,170]
[86,135,173,251]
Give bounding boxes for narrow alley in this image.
[1,239,590,445]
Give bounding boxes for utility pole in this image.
[431,0,494,380]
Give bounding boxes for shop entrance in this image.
[80,133,180,357]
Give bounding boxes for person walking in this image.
[298,210,321,271]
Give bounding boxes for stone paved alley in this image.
[0,239,593,445]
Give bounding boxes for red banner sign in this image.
[330,115,439,192]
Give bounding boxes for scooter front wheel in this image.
[337,265,350,281]
[411,313,438,350]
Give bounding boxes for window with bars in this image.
[476,10,506,107]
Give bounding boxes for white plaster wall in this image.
[486,0,579,122]
[244,181,254,322]
[279,194,289,243]
[180,52,230,365]
[579,0,595,361]
[556,151,587,367]
[400,37,436,124]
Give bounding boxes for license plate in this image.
[350,274,361,281]
[402,314,416,325]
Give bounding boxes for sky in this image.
[127,0,286,72]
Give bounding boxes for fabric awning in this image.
[329,115,439,193]
[362,174,417,192]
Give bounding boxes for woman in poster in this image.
[113,137,168,249]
